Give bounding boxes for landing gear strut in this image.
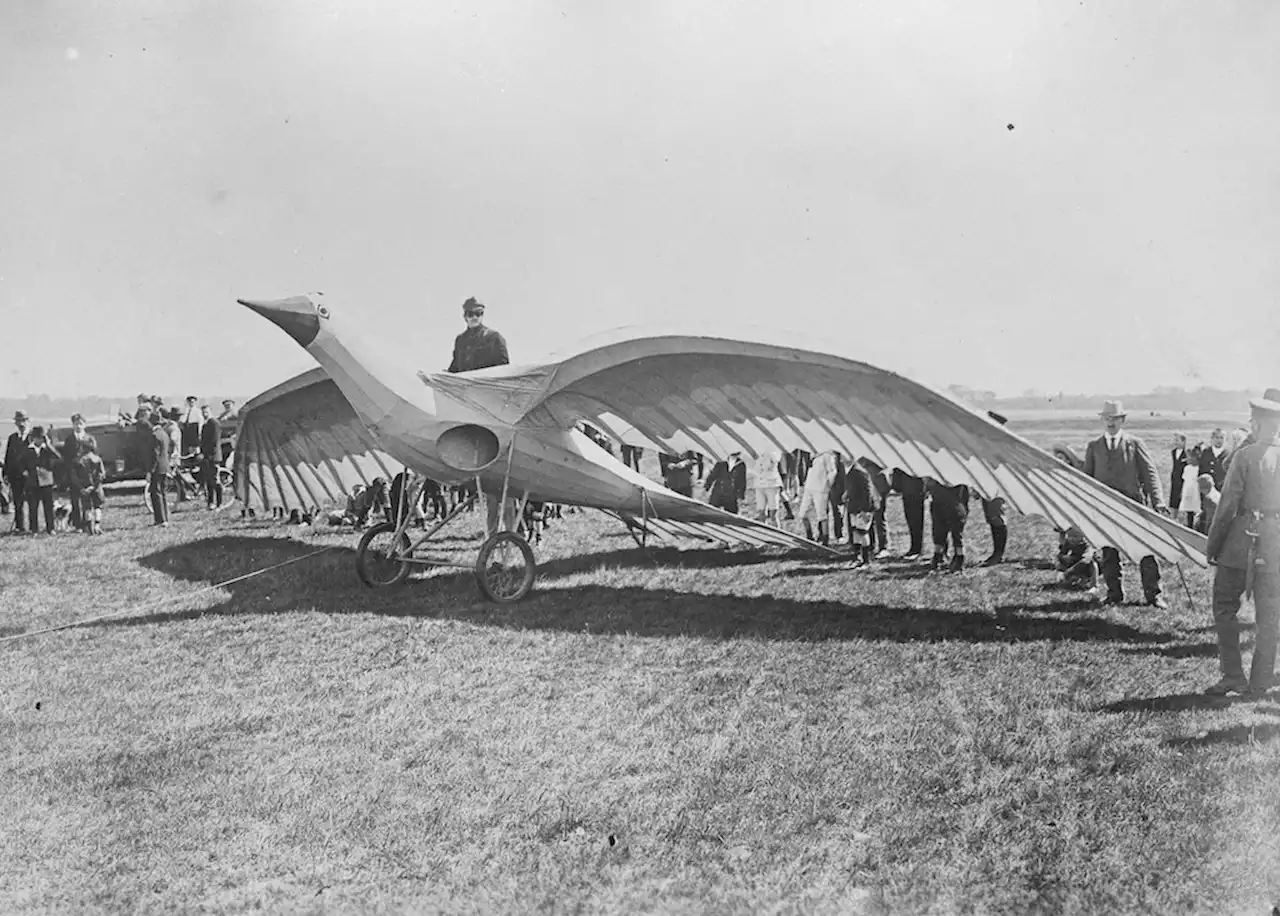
[352,440,539,601]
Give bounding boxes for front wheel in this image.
[356,522,412,588]
[475,531,536,603]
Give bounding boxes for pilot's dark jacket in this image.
[447,326,509,373]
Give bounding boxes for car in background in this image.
[42,416,240,484]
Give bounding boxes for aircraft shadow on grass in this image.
[1099,692,1280,718]
[1165,719,1280,748]
[122,535,1200,648]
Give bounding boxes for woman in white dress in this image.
[1177,462,1200,528]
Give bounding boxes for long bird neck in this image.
[309,323,438,426]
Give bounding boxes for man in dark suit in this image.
[891,469,927,559]
[135,406,170,526]
[447,297,509,373]
[199,404,223,509]
[660,452,696,497]
[1198,428,1229,490]
[4,410,32,532]
[928,479,970,571]
[1083,400,1168,608]
[981,410,1012,566]
[729,452,748,509]
[61,413,94,531]
[1169,434,1189,520]
[858,457,892,557]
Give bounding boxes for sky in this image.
[2,0,1277,400]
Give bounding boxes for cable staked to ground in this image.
[0,544,338,645]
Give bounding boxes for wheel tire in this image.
[356,522,413,588]
[475,531,536,603]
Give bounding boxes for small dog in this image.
[52,499,72,533]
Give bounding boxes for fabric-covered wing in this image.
[607,508,838,553]
[512,336,1207,566]
[234,368,404,511]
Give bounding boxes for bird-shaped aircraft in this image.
[234,293,1206,602]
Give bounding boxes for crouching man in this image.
[1057,526,1099,593]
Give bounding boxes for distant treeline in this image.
[2,385,1260,423]
[1,394,247,421]
[945,386,1261,413]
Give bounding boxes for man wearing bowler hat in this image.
[447,297,509,374]
[1204,387,1280,696]
[4,410,32,532]
[1083,400,1168,608]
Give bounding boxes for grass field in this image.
[3,415,1278,914]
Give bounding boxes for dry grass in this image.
[2,417,1279,914]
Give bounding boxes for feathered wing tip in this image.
[234,370,404,511]
[505,334,1209,567]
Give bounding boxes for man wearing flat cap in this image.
[1083,400,1168,608]
[1204,388,1280,696]
[447,297,509,374]
[62,413,94,531]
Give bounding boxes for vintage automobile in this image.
[44,416,240,485]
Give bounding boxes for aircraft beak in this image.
[238,296,321,348]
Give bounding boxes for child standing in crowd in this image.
[21,426,60,534]
[843,458,877,565]
[76,439,107,534]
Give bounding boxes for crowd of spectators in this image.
[2,395,236,535]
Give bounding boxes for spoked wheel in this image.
[475,531,536,603]
[356,522,413,588]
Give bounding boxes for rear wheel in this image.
[475,531,536,603]
[356,522,413,588]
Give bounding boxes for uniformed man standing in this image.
[446,296,512,535]
[1204,390,1280,697]
[447,297,509,373]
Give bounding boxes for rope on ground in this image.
[0,544,338,645]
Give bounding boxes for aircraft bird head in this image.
[238,293,329,348]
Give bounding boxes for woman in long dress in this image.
[1177,462,1200,528]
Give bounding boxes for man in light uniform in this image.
[1204,389,1280,697]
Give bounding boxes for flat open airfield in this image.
[3,414,1277,914]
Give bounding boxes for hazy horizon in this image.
[4,1,1277,400]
